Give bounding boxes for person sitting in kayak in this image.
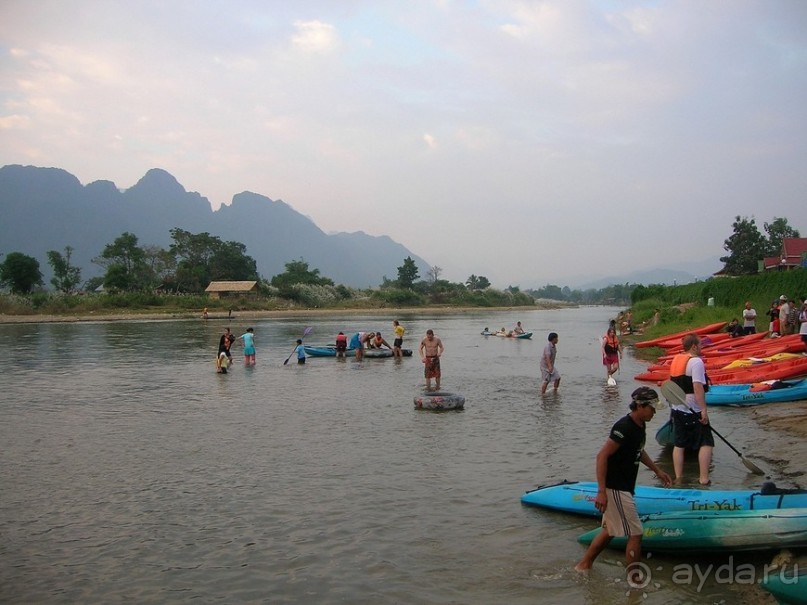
[513,321,525,335]
[371,332,392,349]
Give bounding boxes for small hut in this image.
[205,281,258,299]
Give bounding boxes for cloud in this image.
[291,20,339,54]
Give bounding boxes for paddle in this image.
[283,326,313,365]
[660,380,765,475]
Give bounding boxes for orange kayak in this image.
[634,322,728,348]
[637,356,807,384]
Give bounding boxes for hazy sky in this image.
[1,1,806,287]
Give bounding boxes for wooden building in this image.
[205,281,258,299]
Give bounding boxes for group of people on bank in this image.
[725,295,807,341]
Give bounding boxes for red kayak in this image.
[637,356,807,385]
[634,322,728,348]
[654,332,733,350]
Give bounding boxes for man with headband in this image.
[575,387,672,584]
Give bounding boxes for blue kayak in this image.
[706,379,807,406]
[761,566,807,604]
[303,345,355,357]
[578,508,807,552]
[521,480,807,517]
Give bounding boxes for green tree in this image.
[466,275,491,290]
[719,216,768,275]
[271,259,333,290]
[46,246,82,293]
[763,217,800,257]
[169,228,258,292]
[94,232,148,291]
[396,257,419,289]
[0,252,44,294]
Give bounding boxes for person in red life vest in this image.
[335,331,348,358]
[669,334,714,485]
[601,326,621,382]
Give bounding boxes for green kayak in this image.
[577,508,807,553]
[761,567,806,604]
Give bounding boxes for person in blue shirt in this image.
[294,339,306,365]
[238,327,256,365]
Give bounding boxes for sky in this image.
[1,1,806,288]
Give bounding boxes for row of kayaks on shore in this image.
[522,480,807,601]
[522,479,807,551]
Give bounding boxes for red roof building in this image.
[762,237,807,271]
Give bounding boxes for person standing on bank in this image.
[419,329,444,391]
[741,301,757,335]
[574,387,672,581]
[540,332,561,395]
[669,333,714,485]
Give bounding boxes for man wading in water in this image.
[419,329,444,391]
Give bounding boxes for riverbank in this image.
[0,301,571,324]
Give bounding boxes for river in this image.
[0,307,785,604]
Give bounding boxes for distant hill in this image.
[0,165,431,288]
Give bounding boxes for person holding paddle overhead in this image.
[669,333,714,485]
[574,387,672,583]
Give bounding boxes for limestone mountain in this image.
[0,164,431,289]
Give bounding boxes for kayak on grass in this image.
[634,322,728,348]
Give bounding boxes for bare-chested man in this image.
[419,329,444,391]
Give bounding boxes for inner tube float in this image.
[413,391,465,411]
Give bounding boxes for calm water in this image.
[0,308,787,604]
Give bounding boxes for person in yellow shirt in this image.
[392,320,405,358]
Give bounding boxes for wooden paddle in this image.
[283,326,313,365]
[660,380,765,475]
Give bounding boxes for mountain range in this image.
[0,165,432,289]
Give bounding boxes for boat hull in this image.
[520,480,807,517]
[706,379,807,406]
[577,508,807,552]
[761,567,807,605]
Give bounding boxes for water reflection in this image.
[0,308,782,604]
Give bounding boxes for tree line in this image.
[2,214,801,307]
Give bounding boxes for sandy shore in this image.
[0,303,573,324]
[748,400,807,486]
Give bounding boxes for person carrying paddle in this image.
[574,387,672,583]
[669,333,714,486]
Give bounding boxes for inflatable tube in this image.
[413,391,465,410]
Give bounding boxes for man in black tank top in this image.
[575,387,672,585]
